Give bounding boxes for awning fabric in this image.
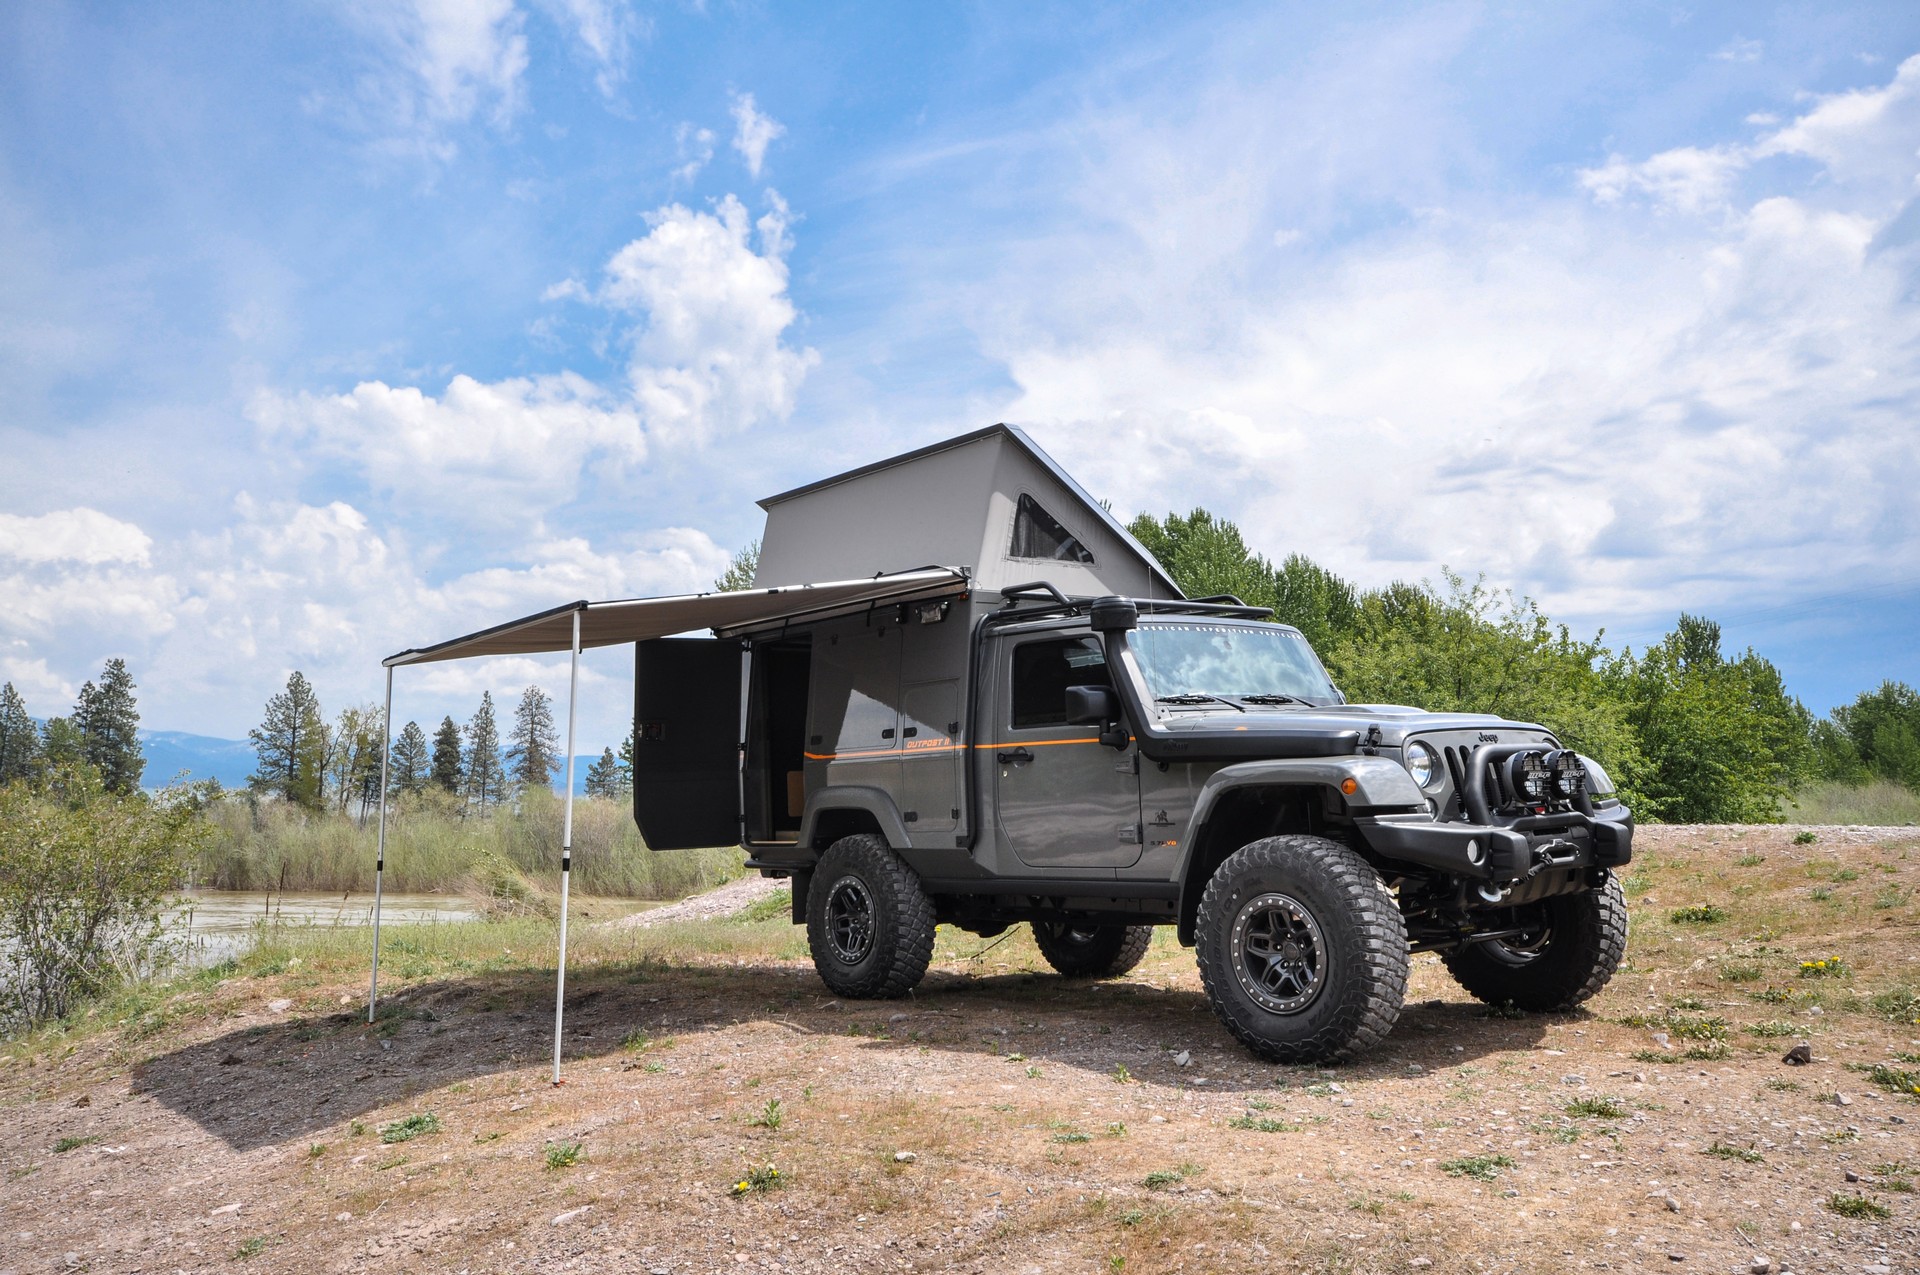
[382,567,971,667]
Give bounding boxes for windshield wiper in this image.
[1236,693,1309,706]
[1154,693,1245,711]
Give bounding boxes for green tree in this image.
[248,672,328,810]
[0,767,207,1025]
[0,682,41,787]
[1126,510,1360,651]
[326,705,384,817]
[429,716,464,793]
[507,685,560,792]
[716,539,761,591]
[463,692,505,814]
[389,720,429,796]
[73,658,145,794]
[1829,681,1920,788]
[40,716,87,773]
[1328,572,1637,783]
[1605,615,1803,823]
[584,747,628,800]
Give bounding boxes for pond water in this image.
[165,890,481,964]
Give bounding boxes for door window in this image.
[1010,637,1110,729]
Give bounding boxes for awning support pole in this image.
[552,610,581,1084]
[367,664,394,1023]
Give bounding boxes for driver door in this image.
[993,635,1142,871]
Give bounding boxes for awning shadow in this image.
[129,961,1552,1152]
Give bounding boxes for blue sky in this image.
[3,1,1918,751]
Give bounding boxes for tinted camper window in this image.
[1010,494,1095,564]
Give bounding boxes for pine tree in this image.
[429,716,464,793]
[73,658,145,793]
[584,747,628,799]
[507,685,560,793]
[0,682,42,787]
[463,692,504,814]
[618,727,635,791]
[40,716,87,771]
[390,720,429,796]
[248,671,329,810]
[715,540,761,591]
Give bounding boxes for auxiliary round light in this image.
[1504,750,1552,804]
[1404,740,1442,790]
[1546,749,1589,799]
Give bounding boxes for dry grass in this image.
[2,824,1916,1273]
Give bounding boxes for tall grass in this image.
[1784,780,1920,827]
[191,788,742,899]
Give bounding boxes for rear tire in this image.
[1195,835,1408,1064]
[1031,922,1153,978]
[805,834,935,999]
[1442,875,1628,1012]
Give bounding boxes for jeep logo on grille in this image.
[1477,732,1499,743]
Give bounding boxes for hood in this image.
[1150,702,1553,748]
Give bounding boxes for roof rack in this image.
[985,591,1275,627]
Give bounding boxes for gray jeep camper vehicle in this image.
[630,426,1633,1063]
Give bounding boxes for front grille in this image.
[1414,728,1557,823]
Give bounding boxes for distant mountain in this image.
[138,730,603,795]
[142,731,257,789]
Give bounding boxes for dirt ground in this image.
[3,825,1918,1275]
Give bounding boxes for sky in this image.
[3,0,1919,754]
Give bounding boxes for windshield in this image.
[1132,622,1338,705]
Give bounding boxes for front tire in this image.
[806,834,936,999]
[1195,835,1408,1063]
[1442,875,1628,1012]
[1032,922,1153,978]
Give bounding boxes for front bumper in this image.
[1355,802,1634,883]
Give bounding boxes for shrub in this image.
[1669,904,1726,924]
[0,768,206,1027]
[544,1141,582,1170]
[378,1113,441,1144]
[1826,1193,1891,1220]
[1440,1154,1515,1182]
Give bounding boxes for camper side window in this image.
[1010,638,1111,729]
[1010,494,1096,564]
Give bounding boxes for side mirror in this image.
[1064,685,1115,726]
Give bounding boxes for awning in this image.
[382,567,972,667]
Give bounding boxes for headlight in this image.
[1404,740,1442,790]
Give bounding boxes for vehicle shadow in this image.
[130,959,1554,1152]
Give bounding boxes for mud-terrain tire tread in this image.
[1031,923,1154,978]
[1441,875,1629,1012]
[806,834,936,1000]
[1194,835,1409,1064]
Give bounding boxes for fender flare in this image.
[1173,757,1425,941]
[798,785,913,850]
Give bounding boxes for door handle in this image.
[997,748,1033,764]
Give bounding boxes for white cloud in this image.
[537,0,642,97]
[0,508,152,566]
[599,194,817,446]
[730,92,786,179]
[0,646,72,707]
[968,50,1920,631]
[258,192,815,515]
[251,371,645,524]
[121,496,732,739]
[339,0,529,149]
[673,122,716,184]
[1579,145,1747,214]
[1711,37,1763,63]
